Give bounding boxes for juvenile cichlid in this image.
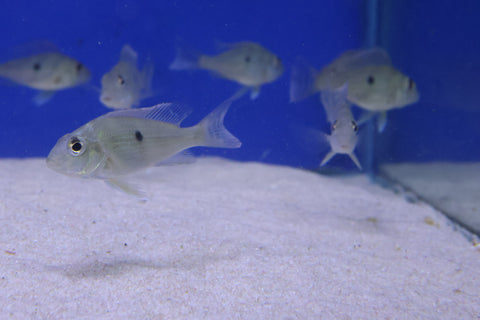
[170,41,283,99]
[100,44,154,109]
[319,85,361,169]
[47,94,241,197]
[290,48,419,112]
[0,51,91,105]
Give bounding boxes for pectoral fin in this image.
[105,179,147,201]
[320,150,336,166]
[250,86,260,100]
[33,90,56,106]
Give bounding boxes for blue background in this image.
[0,0,478,169]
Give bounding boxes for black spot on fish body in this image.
[367,75,375,85]
[135,130,143,142]
[33,63,41,71]
[76,63,83,72]
[245,55,251,63]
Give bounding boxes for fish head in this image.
[329,118,359,153]
[268,55,284,81]
[347,65,419,111]
[394,75,420,107]
[100,68,136,109]
[47,130,105,178]
[55,57,91,87]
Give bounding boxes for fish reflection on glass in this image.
[290,48,419,131]
[319,85,361,169]
[170,41,283,100]
[47,95,241,198]
[100,44,154,109]
[0,51,91,105]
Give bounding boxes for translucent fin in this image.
[198,96,241,148]
[119,44,138,65]
[348,152,362,170]
[250,86,260,100]
[156,151,196,166]
[377,111,388,133]
[320,150,336,166]
[334,47,391,70]
[169,42,202,70]
[289,56,318,102]
[357,111,375,126]
[230,86,249,101]
[33,90,55,106]
[105,178,147,200]
[102,103,192,126]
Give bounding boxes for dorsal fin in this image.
[119,44,138,65]
[101,103,192,126]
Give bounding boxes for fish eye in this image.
[33,63,41,71]
[117,75,126,85]
[76,63,83,72]
[367,75,375,85]
[408,78,415,90]
[352,121,358,132]
[68,137,85,156]
[245,55,251,63]
[331,120,338,130]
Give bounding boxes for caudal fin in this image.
[289,56,318,103]
[169,42,202,70]
[198,96,241,149]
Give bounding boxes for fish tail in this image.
[197,96,241,149]
[169,42,202,70]
[289,56,318,102]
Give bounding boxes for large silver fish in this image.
[100,44,154,109]
[47,95,241,197]
[170,41,283,99]
[0,51,91,105]
[290,48,419,112]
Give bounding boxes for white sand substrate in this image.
[0,157,479,319]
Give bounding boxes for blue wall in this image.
[7,1,476,169]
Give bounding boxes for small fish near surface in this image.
[47,94,242,198]
[100,44,154,109]
[170,41,283,100]
[0,51,91,105]
[290,48,419,131]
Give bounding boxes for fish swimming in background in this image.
[100,44,154,109]
[46,93,242,198]
[290,48,419,131]
[170,41,283,100]
[0,51,91,105]
[319,85,361,169]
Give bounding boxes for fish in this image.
[170,41,283,100]
[319,85,361,169]
[47,94,242,198]
[290,48,419,129]
[100,44,154,109]
[0,51,91,105]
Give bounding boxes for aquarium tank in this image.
[0,0,479,318]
